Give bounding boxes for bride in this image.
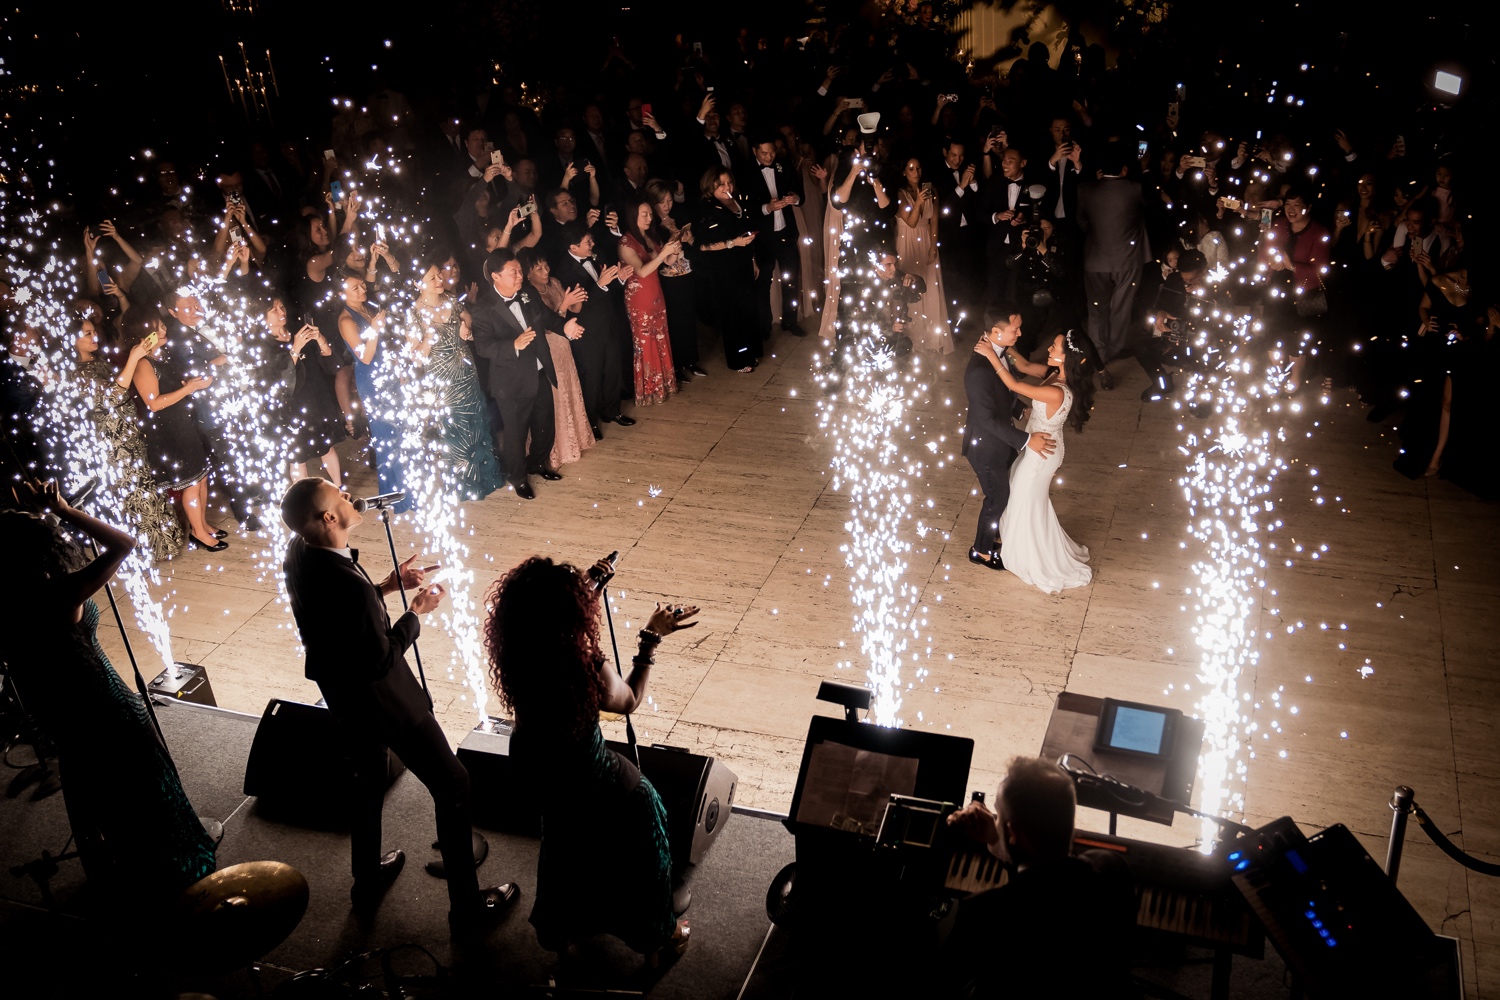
[973,330,1097,593]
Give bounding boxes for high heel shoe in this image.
[189,534,229,553]
[212,528,228,539]
[646,919,690,969]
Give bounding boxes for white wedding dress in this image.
[997,384,1092,593]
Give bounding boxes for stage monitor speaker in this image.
[612,742,737,866]
[459,718,736,864]
[243,699,404,816]
[455,718,541,835]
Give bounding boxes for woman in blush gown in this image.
[975,330,1098,593]
[519,247,595,468]
[894,158,953,354]
[617,193,683,404]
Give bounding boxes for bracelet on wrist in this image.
[638,628,663,647]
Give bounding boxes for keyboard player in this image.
[940,757,1136,999]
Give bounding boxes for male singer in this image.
[280,478,517,932]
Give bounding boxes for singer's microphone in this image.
[353,491,406,512]
[65,478,100,509]
[587,551,619,592]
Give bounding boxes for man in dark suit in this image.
[1075,142,1151,385]
[962,307,1055,570]
[984,148,1036,301]
[550,222,635,438]
[741,138,807,337]
[279,478,517,930]
[469,248,576,500]
[935,138,984,328]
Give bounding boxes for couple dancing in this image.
[963,307,1096,594]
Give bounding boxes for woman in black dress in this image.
[694,167,762,372]
[259,296,346,487]
[647,179,706,381]
[484,556,696,961]
[123,310,223,551]
[1,482,216,906]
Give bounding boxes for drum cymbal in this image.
[175,861,309,972]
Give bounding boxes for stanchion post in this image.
[1387,785,1415,884]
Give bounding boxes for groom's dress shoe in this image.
[969,547,1005,571]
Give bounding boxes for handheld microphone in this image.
[587,551,619,592]
[353,491,406,512]
[66,478,100,509]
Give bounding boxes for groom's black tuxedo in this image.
[963,349,1031,553]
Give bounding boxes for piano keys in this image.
[944,829,1264,956]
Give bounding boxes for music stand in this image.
[1039,692,1205,834]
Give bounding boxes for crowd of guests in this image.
[2,20,1493,569]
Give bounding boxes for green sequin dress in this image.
[513,721,675,952]
[79,359,184,562]
[417,297,503,501]
[16,600,217,900]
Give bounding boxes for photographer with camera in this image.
[1135,248,1210,401]
[1005,216,1072,357]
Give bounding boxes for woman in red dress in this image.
[617,193,683,405]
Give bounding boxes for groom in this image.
[962,306,1056,570]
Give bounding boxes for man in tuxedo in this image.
[742,138,807,337]
[1076,142,1150,385]
[550,222,635,438]
[984,148,1035,300]
[469,248,577,499]
[936,139,983,327]
[962,307,1055,570]
[280,478,517,930]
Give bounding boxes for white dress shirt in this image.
[760,165,785,232]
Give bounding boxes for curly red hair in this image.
[484,556,605,740]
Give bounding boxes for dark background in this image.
[2,1,1496,211]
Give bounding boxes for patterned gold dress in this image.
[80,359,184,562]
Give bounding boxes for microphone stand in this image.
[592,557,640,769]
[377,506,432,707]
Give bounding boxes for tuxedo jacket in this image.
[1075,177,1151,273]
[282,536,429,733]
[738,160,803,241]
[935,165,983,244]
[983,176,1035,256]
[469,281,562,403]
[962,350,1030,463]
[550,252,624,349]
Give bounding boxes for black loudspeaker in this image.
[243,699,404,815]
[459,718,736,865]
[633,743,737,866]
[455,718,541,835]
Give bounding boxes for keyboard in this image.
[945,829,1264,955]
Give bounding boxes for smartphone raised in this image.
[642,102,653,118]
[96,267,112,288]
[1137,139,1149,158]
[490,150,505,166]
[329,180,344,204]
[518,201,537,219]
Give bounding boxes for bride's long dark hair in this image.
[1051,330,1097,433]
